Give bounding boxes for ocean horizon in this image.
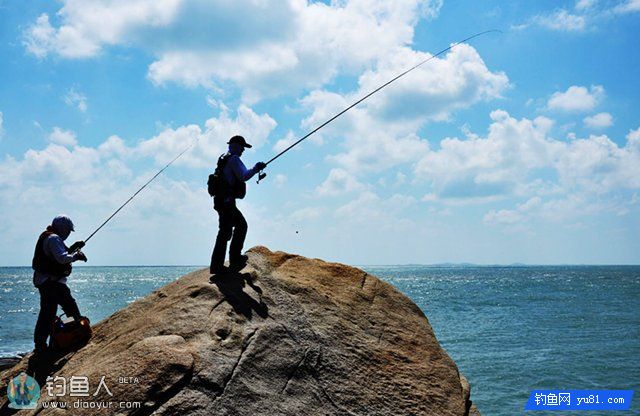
[2,264,638,414]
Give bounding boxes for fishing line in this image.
[83,140,198,245]
[78,30,500,243]
[258,29,501,182]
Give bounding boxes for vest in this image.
[32,231,72,278]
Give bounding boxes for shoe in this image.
[229,255,248,271]
[210,265,230,275]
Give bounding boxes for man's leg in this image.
[34,281,58,349]
[56,282,81,321]
[210,202,233,272]
[229,205,248,264]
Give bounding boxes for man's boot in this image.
[229,254,248,272]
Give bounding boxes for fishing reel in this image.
[257,170,267,184]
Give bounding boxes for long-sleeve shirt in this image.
[33,235,78,286]
[222,154,259,202]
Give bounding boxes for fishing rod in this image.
[81,140,198,246]
[256,29,501,183]
[76,30,499,245]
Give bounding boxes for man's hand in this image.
[74,251,88,262]
[254,162,266,171]
[68,241,85,253]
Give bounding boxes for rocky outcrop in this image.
[1,246,479,415]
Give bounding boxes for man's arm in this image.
[45,236,82,264]
[229,155,260,182]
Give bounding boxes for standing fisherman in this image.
[32,215,87,353]
[210,136,266,275]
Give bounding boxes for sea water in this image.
[1,265,638,414]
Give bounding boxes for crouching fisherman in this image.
[32,215,87,353]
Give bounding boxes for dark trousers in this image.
[210,198,248,269]
[34,280,81,347]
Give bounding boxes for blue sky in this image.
[0,0,639,266]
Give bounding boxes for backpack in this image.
[207,154,247,199]
[207,153,231,197]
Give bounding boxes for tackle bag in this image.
[50,314,92,350]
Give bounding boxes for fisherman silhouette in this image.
[31,215,87,354]
[210,136,266,275]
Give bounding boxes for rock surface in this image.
[1,246,479,415]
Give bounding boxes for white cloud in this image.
[555,133,640,193]
[24,0,444,100]
[628,127,640,142]
[315,168,365,197]
[48,127,78,147]
[137,103,276,168]
[274,174,288,188]
[334,190,415,231]
[298,43,507,178]
[0,104,281,264]
[518,1,640,33]
[356,44,509,122]
[583,112,613,128]
[575,0,597,10]
[534,9,586,31]
[24,2,182,58]
[613,0,640,13]
[547,85,604,112]
[484,196,541,225]
[415,110,640,205]
[63,88,88,112]
[272,131,298,154]
[415,110,558,200]
[290,206,323,222]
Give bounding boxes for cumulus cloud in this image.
[48,127,78,147]
[299,43,507,180]
[547,85,604,112]
[583,112,613,129]
[23,1,182,58]
[415,110,558,200]
[137,103,276,168]
[356,44,509,122]
[63,88,88,112]
[0,103,281,264]
[23,0,444,99]
[414,110,640,204]
[315,168,365,197]
[555,133,640,193]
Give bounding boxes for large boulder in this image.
[0,246,479,415]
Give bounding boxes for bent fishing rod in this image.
[256,29,500,183]
[77,30,499,245]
